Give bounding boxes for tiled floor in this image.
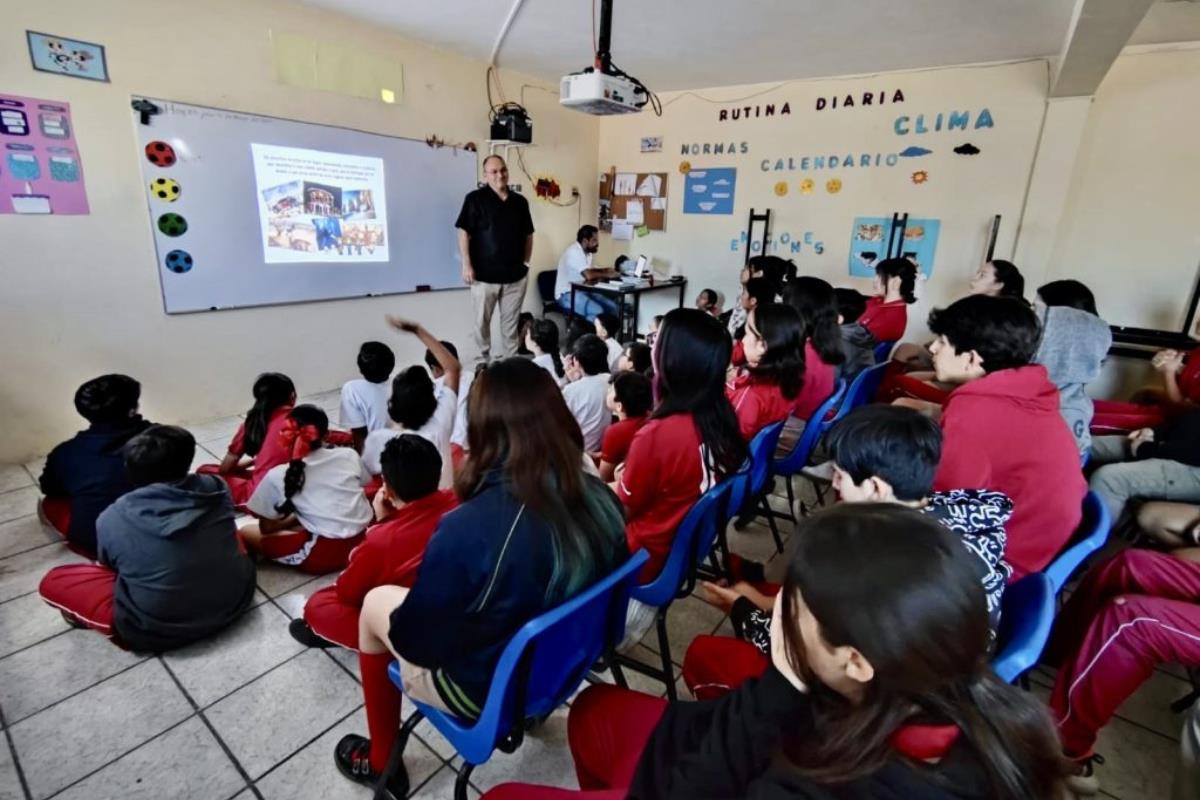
[0,391,1190,799]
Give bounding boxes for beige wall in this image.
[0,0,598,463]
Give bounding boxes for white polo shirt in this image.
[246,447,373,538]
[563,372,613,451]
[361,385,457,489]
[339,378,390,433]
[555,241,592,299]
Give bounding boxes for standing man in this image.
[455,155,535,364]
[555,225,620,321]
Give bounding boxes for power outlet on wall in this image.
[571,186,580,197]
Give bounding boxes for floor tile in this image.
[206,649,362,779]
[0,739,23,800]
[0,515,58,560]
[724,521,786,564]
[413,765,481,799]
[22,459,46,484]
[8,660,193,799]
[0,488,39,526]
[326,647,360,681]
[164,602,304,708]
[1093,715,1178,800]
[256,562,322,599]
[0,628,146,723]
[53,716,245,800]
[1111,670,1192,741]
[0,592,69,659]
[0,542,83,603]
[256,707,443,800]
[0,467,32,495]
[468,707,575,793]
[274,574,337,620]
[200,438,233,459]
[639,595,727,665]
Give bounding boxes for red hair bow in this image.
[279,418,321,460]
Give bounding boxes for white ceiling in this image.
[299,0,1200,91]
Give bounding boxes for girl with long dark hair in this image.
[726,303,806,439]
[783,277,845,423]
[526,318,566,386]
[200,372,295,506]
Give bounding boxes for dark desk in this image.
[571,278,688,343]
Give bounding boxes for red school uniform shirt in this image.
[859,297,908,343]
[334,489,459,607]
[1178,347,1200,402]
[601,416,647,466]
[726,371,792,440]
[618,414,713,582]
[792,340,837,420]
[226,406,293,493]
[933,365,1085,577]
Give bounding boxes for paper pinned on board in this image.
[625,199,645,225]
[613,172,637,195]
[650,197,666,211]
[612,221,634,240]
[636,174,662,196]
[635,224,649,237]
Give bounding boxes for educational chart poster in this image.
[0,94,88,215]
[683,167,736,215]
[848,216,940,278]
[250,143,388,263]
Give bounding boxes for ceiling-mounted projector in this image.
[560,71,646,115]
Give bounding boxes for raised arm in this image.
[387,317,462,396]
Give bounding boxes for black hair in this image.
[571,334,610,376]
[622,341,652,375]
[876,257,917,304]
[424,340,458,373]
[516,312,536,356]
[747,303,806,399]
[651,314,664,327]
[1038,279,1097,316]
[743,276,777,308]
[653,309,747,477]
[783,276,846,366]
[379,433,442,502]
[827,406,941,501]
[124,425,195,486]
[529,319,565,378]
[834,288,868,324]
[243,373,295,457]
[699,288,719,306]
[388,366,439,429]
[357,341,395,384]
[74,374,141,425]
[988,260,1026,301]
[276,405,328,515]
[576,224,599,243]
[610,370,653,418]
[747,255,792,292]
[563,317,592,353]
[928,295,1040,373]
[595,312,620,340]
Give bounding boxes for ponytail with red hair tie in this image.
[279,418,321,460]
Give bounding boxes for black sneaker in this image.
[60,611,88,630]
[334,734,409,798]
[289,618,335,649]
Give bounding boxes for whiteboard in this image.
[132,97,478,313]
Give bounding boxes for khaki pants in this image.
[471,275,528,365]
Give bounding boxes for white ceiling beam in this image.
[1052,0,1158,97]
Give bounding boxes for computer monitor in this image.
[634,255,649,278]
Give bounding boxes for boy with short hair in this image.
[562,334,613,451]
[926,294,1085,576]
[597,371,653,482]
[39,374,152,557]
[340,341,395,452]
[292,434,458,649]
[39,425,256,651]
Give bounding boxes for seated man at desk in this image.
[555,225,619,321]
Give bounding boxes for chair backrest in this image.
[536,270,557,304]
[413,548,649,765]
[991,572,1056,683]
[774,381,847,476]
[746,419,786,499]
[829,362,889,424]
[873,340,897,364]
[632,479,730,608]
[1044,491,1112,594]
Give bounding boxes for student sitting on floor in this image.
[290,434,458,649]
[425,339,472,470]
[563,334,613,452]
[363,319,460,490]
[485,505,1069,800]
[39,373,152,558]
[526,319,567,387]
[726,302,805,440]
[339,341,395,452]
[39,425,255,652]
[597,371,653,482]
[240,405,373,574]
[616,340,652,377]
[332,357,627,796]
[198,372,295,508]
[695,287,721,318]
[594,312,624,371]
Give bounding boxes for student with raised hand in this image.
[424,339,473,469]
[562,334,613,451]
[526,319,567,387]
[726,302,805,440]
[240,405,373,573]
[598,371,653,482]
[594,312,624,371]
[339,341,395,452]
[363,317,460,490]
[484,505,1070,800]
[332,358,627,797]
[198,372,296,507]
[39,374,151,557]
[291,433,458,649]
[39,425,255,652]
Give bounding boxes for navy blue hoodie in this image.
[96,473,256,652]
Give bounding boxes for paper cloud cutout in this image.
[713,178,731,186]
[954,143,981,155]
[898,146,932,157]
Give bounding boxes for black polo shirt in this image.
[455,186,535,284]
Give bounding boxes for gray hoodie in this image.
[97,473,256,652]
[1034,305,1112,454]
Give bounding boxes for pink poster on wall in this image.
[0,93,89,215]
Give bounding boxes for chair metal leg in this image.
[656,613,677,702]
[784,477,797,524]
[610,659,629,689]
[762,497,784,553]
[373,709,424,800]
[454,762,475,800]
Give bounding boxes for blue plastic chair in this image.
[992,572,1056,684]
[828,362,889,424]
[379,549,649,800]
[1044,491,1112,595]
[762,381,847,525]
[873,339,897,364]
[735,420,788,552]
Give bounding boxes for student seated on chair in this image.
[562,334,613,451]
[338,341,395,452]
[727,254,789,337]
[554,224,618,321]
[840,258,915,379]
[485,504,1070,800]
[38,374,152,558]
[686,405,1012,699]
[1093,315,1200,433]
[39,425,255,652]
[923,294,1085,577]
[597,370,653,482]
[291,434,458,650]
[695,287,722,318]
[726,303,805,440]
[332,357,626,796]
[782,277,844,423]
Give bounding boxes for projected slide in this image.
[251,144,388,263]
